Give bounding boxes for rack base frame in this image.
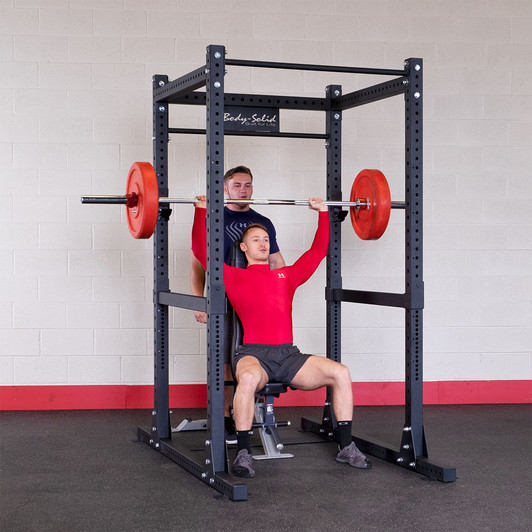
[300,417,456,483]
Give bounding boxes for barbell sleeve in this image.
[81,195,129,205]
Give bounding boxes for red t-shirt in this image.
[192,208,329,344]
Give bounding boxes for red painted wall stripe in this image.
[0,380,530,410]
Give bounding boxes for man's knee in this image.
[333,362,352,386]
[236,365,263,392]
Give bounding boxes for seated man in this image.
[192,196,371,478]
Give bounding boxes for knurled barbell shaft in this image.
[80,195,405,209]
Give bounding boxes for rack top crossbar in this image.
[226,58,405,77]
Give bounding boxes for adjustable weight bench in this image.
[173,376,293,461]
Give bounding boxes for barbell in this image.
[81,162,405,240]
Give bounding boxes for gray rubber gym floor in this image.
[1,404,530,531]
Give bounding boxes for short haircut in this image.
[241,223,268,241]
[224,165,253,184]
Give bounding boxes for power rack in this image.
[136,44,456,501]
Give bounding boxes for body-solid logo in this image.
[224,105,279,133]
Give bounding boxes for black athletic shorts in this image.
[233,343,310,385]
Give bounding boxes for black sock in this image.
[236,430,253,453]
[338,420,353,449]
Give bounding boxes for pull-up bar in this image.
[225,57,406,77]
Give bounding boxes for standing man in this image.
[189,166,285,442]
[192,196,372,478]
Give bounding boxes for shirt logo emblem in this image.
[277,272,286,278]
[226,221,250,242]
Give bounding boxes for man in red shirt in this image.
[192,196,371,478]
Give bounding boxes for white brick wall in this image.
[0,1,530,390]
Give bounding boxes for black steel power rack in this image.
[136,44,456,501]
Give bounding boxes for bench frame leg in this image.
[252,394,294,460]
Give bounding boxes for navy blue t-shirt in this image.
[224,206,280,264]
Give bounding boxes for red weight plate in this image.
[126,162,159,239]
[350,169,391,240]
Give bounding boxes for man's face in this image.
[224,173,253,209]
[240,227,270,264]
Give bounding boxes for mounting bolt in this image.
[402,79,409,85]
[155,443,160,449]
[397,457,404,463]
[328,432,333,437]
[323,417,329,422]
[415,64,421,71]
[205,459,211,465]
[201,472,207,478]
[214,51,222,59]
[334,90,340,96]
[159,106,165,112]
[409,462,416,467]
[158,80,165,86]
[214,81,221,88]
[414,92,420,99]
[333,113,340,120]
[152,426,157,432]
[403,426,411,432]
[149,439,153,444]
[209,478,215,485]
[402,444,410,450]
[205,440,211,446]
[152,410,156,415]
